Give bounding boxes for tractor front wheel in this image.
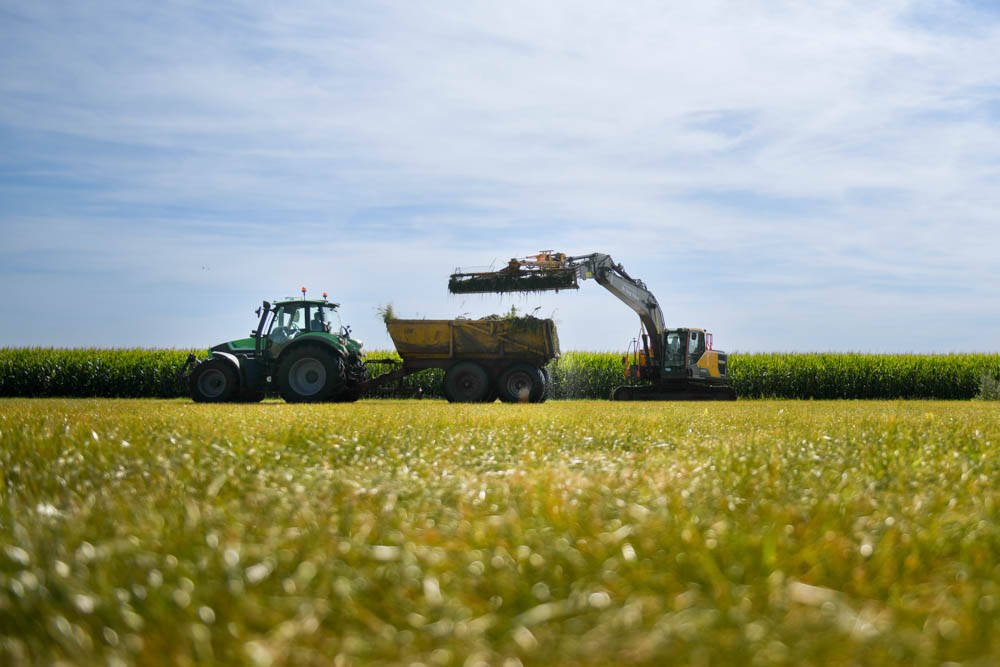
[190,360,239,403]
[277,345,345,403]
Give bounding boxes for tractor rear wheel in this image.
[497,364,545,403]
[190,360,239,403]
[444,362,490,403]
[277,345,345,403]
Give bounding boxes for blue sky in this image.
[2,1,999,353]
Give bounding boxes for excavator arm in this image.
[565,254,665,363]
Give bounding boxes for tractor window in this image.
[275,305,305,330]
[269,304,307,344]
[664,331,685,368]
[309,305,334,333]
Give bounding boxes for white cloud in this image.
[1,0,999,351]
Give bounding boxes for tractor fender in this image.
[209,350,242,371]
[279,336,349,362]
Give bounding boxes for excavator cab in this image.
[625,328,714,378]
[618,327,733,399]
[660,328,727,381]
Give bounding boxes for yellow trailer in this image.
[365,318,560,403]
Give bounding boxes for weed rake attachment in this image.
[448,251,580,294]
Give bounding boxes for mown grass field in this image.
[2,399,1000,665]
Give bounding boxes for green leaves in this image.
[2,349,999,400]
[729,352,1000,399]
[0,348,192,398]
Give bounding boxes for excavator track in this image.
[610,382,737,401]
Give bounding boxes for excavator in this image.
[449,251,736,400]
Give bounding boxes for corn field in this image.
[0,348,192,398]
[728,352,1000,400]
[1,348,998,399]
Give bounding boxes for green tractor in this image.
[182,291,368,403]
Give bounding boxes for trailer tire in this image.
[190,359,239,403]
[538,367,551,403]
[444,362,490,403]
[277,345,344,403]
[498,364,545,403]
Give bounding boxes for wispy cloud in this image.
[1,1,998,351]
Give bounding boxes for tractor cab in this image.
[263,299,343,352]
[212,297,348,359]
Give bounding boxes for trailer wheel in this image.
[498,364,545,403]
[190,360,239,403]
[538,367,551,403]
[277,345,344,403]
[444,362,490,403]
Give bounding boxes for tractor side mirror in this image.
[621,355,627,366]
